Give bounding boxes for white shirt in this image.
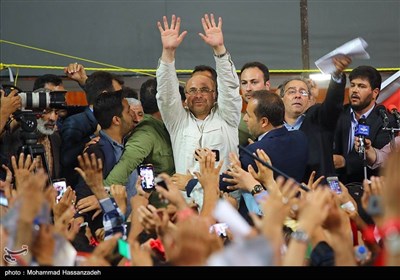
[156,54,242,175]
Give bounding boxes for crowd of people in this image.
[0,13,399,267]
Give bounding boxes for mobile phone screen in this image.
[118,239,131,260]
[138,164,155,192]
[327,177,342,194]
[53,179,67,203]
[0,190,8,207]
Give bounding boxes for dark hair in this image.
[93,90,124,129]
[84,71,124,105]
[122,86,139,99]
[240,62,270,83]
[279,77,311,97]
[252,90,285,126]
[349,66,382,91]
[179,85,186,101]
[191,65,217,84]
[139,78,158,114]
[33,74,63,91]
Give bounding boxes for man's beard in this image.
[350,94,374,112]
[36,118,55,136]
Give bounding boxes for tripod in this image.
[16,111,52,186]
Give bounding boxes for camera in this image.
[1,84,67,111]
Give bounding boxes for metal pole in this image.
[300,0,310,75]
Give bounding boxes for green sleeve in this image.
[104,127,154,186]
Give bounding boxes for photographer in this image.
[0,96,61,180]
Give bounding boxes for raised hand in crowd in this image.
[64,62,88,87]
[361,176,384,227]
[155,173,189,211]
[110,184,127,216]
[283,187,332,266]
[306,170,325,192]
[129,239,153,266]
[52,186,76,222]
[11,153,38,193]
[193,148,223,219]
[75,153,108,200]
[0,164,15,209]
[76,195,102,220]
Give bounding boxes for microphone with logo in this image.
[388,104,400,128]
[354,118,370,157]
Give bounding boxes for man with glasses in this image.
[156,13,241,179]
[280,55,351,182]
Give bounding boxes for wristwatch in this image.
[250,184,265,195]
[291,229,310,243]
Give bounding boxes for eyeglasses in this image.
[186,87,214,95]
[284,88,309,97]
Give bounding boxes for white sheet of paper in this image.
[213,199,252,239]
[315,37,370,74]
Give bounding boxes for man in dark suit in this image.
[280,55,351,182]
[74,90,135,234]
[238,90,309,221]
[333,66,394,225]
[60,70,123,188]
[333,66,393,184]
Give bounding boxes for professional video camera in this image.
[1,84,68,111]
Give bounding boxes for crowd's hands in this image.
[83,136,100,153]
[332,55,352,76]
[247,149,277,193]
[75,153,108,200]
[170,172,193,191]
[53,186,77,222]
[194,148,223,219]
[80,233,122,266]
[64,62,88,86]
[110,184,127,215]
[199,14,226,55]
[76,195,102,220]
[361,177,384,226]
[306,170,325,192]
[11,153,38,193]
[224,152,260,192]
[31,224,55,266]
[155,173,188,211]
[0,164,16,208]
[54,205,79,241]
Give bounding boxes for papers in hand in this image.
[315,37,370,74]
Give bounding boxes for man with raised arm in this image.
[156,14,242,176]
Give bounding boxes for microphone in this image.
[354,118,370,156]
[388,104,400,128]
[376,105,389,128]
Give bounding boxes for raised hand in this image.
[198,14,225,53]
[64,62,88,86]
[75,153,107,199]
[157,15,187,51]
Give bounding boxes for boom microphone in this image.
[388,104,400,128]
[376,104,389,128]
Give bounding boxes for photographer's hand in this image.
[0,89,21,133]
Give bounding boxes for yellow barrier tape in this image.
[1,40,399,76]
[1,63,399,75]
